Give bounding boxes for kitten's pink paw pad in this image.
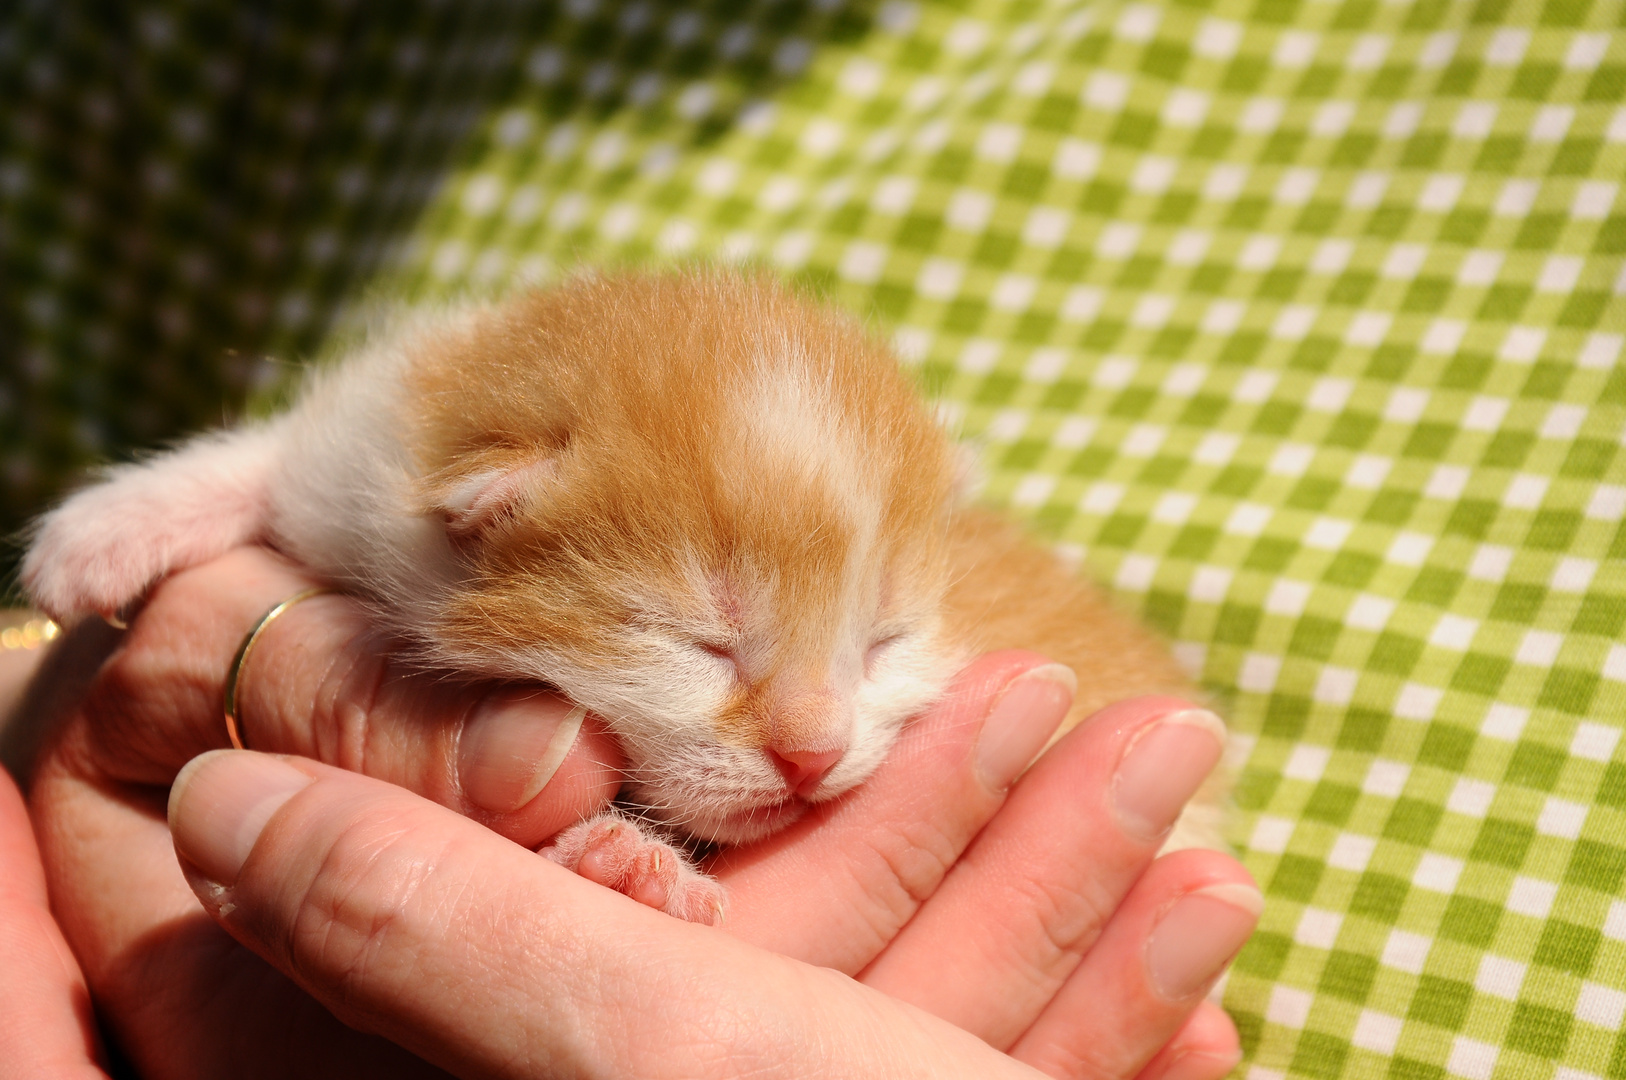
[543,816,725,925]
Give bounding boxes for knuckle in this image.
[283,809,444,1021]
[80,627,213,782]
[862,818,962,931]
[1035,872,1119,967]
[302,628,390,771]
[961,863,1124,1039]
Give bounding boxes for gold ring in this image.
[223,588,336,750]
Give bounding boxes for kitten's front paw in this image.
[22,430,277,620]
[542,813,725,925]
[24,504,167,620]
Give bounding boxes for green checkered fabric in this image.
[0,2,540,548]
[8,2,1626,1079]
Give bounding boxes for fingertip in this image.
[1113,708,1227,843]
[458,691,586,814]
[946,650,1063,708]
[476,714,625,848]
[914,650,1073,789]
[168,750,315,886]
[1145,874,1262,1001]
[1153,846,1260,893]
[1078,695,1220,736]
[1138,1003,1242,1080]
[1187,1001,1242,1057]
[166,748,234,826]
[974,662,1076,791]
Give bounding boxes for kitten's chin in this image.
[682,797,811,845]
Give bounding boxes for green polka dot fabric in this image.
[8,2,1626,1079]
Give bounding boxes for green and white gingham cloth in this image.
[6,1,1626,1078]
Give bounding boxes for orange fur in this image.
[400,271,1204,742]
[391,269,1223,848]
[944,507,1194,727]
[403,272,959,750]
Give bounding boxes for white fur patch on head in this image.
[728,342,884,547]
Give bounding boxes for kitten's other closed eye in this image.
[864,631,908,673]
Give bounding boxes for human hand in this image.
[28,547,624,1078]
[713,662,1256,1080]
[163,732,1257,1079]
[163,748,1063,1079]
[25,545,1257,1078]
[0,765,111,1079]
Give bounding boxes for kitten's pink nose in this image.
[767,746,844,797]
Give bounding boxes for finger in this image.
[715,651,1073,972]
[1133,1003,1241,1080]
[72,546,622,847]
[860,696,1226,1044]
[1011,850,1260,1080]
[167,749,1046,1080]
[0,769,112,1080]
[27,756,444,1078]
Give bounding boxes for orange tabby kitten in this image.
[25,271,1223,922]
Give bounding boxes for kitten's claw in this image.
[542,813,726,925]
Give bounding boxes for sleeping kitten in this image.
[23,271,1223,923]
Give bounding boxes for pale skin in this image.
[7,546,1260,1079]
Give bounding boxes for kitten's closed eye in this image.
[694,640,745,681]
[864,632,908,674]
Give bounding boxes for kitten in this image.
[23,271,1223,923]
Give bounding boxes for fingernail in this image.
[1114,708,1227,841]
[168,750,313,885]
[458,690,585,813]
[1146,883,1264,1000]
[975,663,1076,790]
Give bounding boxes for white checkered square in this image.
[1294,907,1343,949]
[1482,704,1530,741]
[1507,876,1557,918]
[1353,1011,1403,1055]
[1448,778,1496,819]
[1413,853,1463,893]
[1383,929,1432,974]
[1329,833,1377,873]
[1250,815,1295,854]
[1475,955,1525,1000]
[1448,1038,1498,1080]
[1571,723,1621,763]
[1577,983,1626,1028]
[1284,745,1331,783]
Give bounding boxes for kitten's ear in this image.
[435,454,560,539]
